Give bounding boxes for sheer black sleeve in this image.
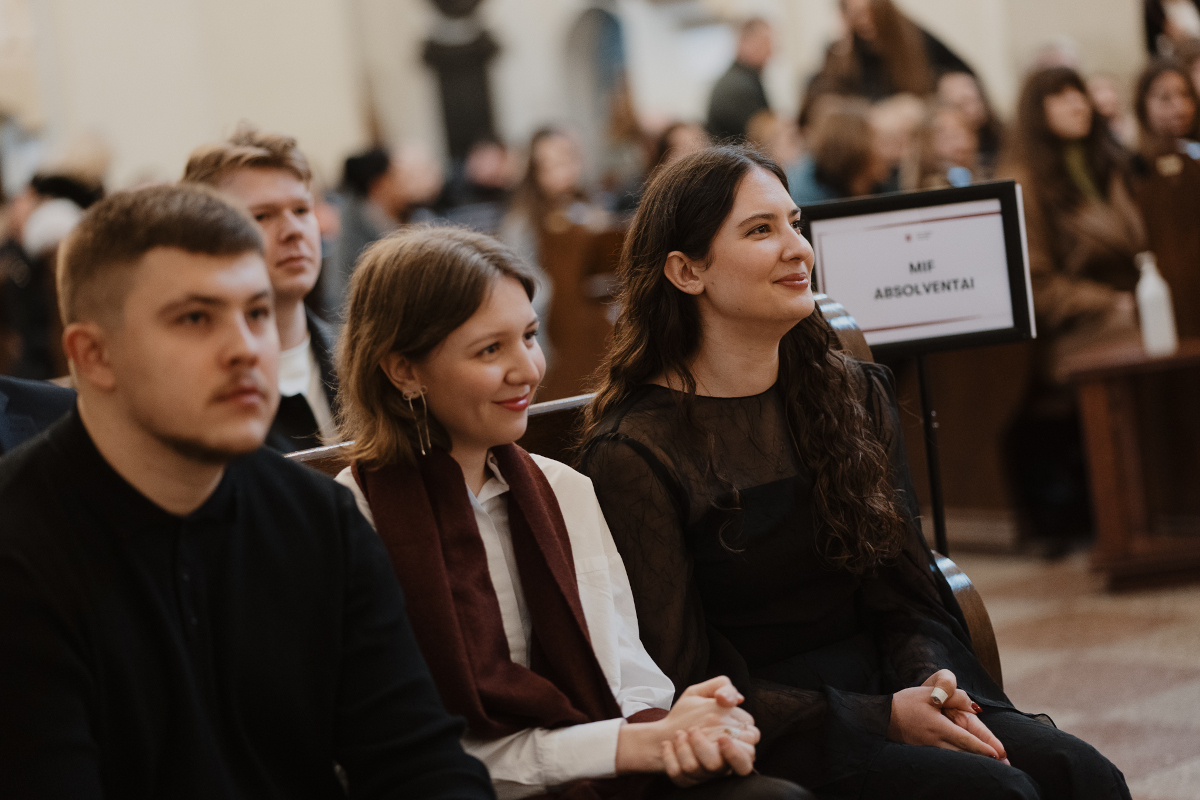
[578,434,710,692]
[857,363,1011,708]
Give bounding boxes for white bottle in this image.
[1135,251,1179,357]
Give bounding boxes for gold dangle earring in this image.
[403,387,429,456]
[416,386,432,454]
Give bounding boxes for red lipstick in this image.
[495,393,531,412]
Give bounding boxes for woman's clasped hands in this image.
[615,675,760,787]
[888,669,1009,764]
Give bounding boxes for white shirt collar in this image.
[470,450,511,508]
[278,334,313,398]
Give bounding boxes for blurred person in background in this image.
[1125,58,1200,551]
[706,18,773,143]
[335,148,400,306]
[443,137,517,235]
[332,145,444,313]
[1177,38,1200,94]
[1130,59,1200,336]
[1145,0,1200,56]
[184,127,338,453]
[917,105,981,188]
[869,93,925,190]
[0,171,103,379]
[500,127,604,322]
[620,122,711,214]
[998,67,1144,371]
[1087,73,1141,149]
[500,127,617,398]
[998,66,1145,550]
[787,97,891,203]
[649,122,711,177]
[937,71,1005,177]
[802,0,972,123]
[745,110,803,174]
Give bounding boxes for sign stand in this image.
[801,182,1037,559]
[916,354,949,556]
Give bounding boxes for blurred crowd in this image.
[2,0,1199,514]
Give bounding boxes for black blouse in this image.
[579,362,1012,790]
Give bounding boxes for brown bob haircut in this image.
[336,225,536,467]
[182,124,313,187]
[57,183,263,326]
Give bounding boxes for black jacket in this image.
[265,308,340,453]
[706,61,771,142]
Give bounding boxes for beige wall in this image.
[23,0,1149,188]
[33,0,365,187]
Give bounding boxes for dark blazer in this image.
[265,309,340,453]
[0,376,76,456]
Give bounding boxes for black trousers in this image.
[853,710,1130,800]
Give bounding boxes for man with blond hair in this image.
[0,184,494,799]
[183,127,337,452]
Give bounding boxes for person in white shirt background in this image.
[183,126,339,451]
[332,224,812,800]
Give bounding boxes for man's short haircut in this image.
[57,183,264,325]
[182,124,313,188]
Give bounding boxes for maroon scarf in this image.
[354,445,667,741]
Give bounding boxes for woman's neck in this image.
[451,445,491,496]
[678,316,784,398]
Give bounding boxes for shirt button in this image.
[181,571,190,583]
[190,616,199,626]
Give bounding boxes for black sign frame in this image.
[800,180,1035,360]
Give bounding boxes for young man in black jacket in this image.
[0,183,494,800]
[184,127,340,452]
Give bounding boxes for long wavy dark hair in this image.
[1004,66,1129,212]
[582,145,907,574]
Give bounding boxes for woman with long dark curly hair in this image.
[576,145,1130,799]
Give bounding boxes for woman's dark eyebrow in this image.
[739,208,803,227]
[737,212,777,227]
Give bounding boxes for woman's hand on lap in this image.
[889,686,1000,757]
[616,675,758,783]
[918,669,1009,762]
[662,726,757,787]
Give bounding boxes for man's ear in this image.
[379,352,423,397]
[62,321,116,392]
[663,251,706,296]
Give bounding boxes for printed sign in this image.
[803,183,1034,356]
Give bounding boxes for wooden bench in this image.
[287,293,1004,688]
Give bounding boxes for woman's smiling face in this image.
[679,166,817,331]
[407,276,545,456]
